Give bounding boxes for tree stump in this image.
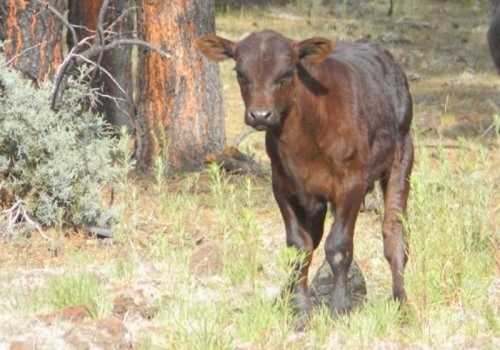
[310,260,367,310]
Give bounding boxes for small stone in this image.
[379,32,412,45]
[9,341,34,350]
[60,305,90,323]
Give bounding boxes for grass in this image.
[32,273,112,319]
[0,0,499,348]
[78,133,494,349]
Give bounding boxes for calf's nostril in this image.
[250,110,272,121]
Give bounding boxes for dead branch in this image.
[51,37,94,110]
[3,42,45,67]
[0,3,7,17]
[0,200,52,241]
[91,0,112,86]
[77,39,171,62]
[35,0,78,47]
[74,53,128,96]
[107,6,137,32]
[85,225,113,239]
[233,127,258,148]
[51,38,170,111]
[205,147,268,178]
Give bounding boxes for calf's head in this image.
[196,30,334,131]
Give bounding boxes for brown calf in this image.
[197,30,414,319]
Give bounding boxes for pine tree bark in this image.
[0,1,6,41]
[68,0,135,129]
[3,0,66,82]
[137,0,225,172]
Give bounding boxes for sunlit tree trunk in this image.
[68,0,135,129]
[137,0,225,172]
[3,0,65,82]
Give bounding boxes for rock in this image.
[9,341,34,350]
[38,305,90,325]
[112,295,158,321]
[407,72,423,81]
[60,306,90,323]
[310,260,367,310]
[64,316,132,350]
[379,32,412,45]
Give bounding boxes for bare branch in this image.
[34,0,78,46]
[3,42,45,67]
[74,53,127,96]
[98,0,113,33]
[106,6,137,32]
[77,39,172,62]
[51,37,94,110]
[0,3,7,17]
[85,225,113,238]
[92,0,112,86]
[233,127,258,148]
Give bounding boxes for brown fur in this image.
[197,30,414,319]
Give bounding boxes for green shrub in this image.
[0,56,120,229]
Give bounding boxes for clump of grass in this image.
[33,273,111,319]
[335,299,403,346]
[159,297,234,350]
[404,137,497,343]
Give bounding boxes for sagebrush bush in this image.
[0,56,120,228]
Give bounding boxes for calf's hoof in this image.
[291,293,312,331]
[330,293,352,317]
[274,286,312,327]
[393,290,407,304]
[310,259,367,312]
[290,289,312,315]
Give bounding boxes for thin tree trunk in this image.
[3,0,65,82]
[137,0,225,172]
[0,0,6,42]
[68,0,135,129]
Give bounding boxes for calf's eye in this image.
[276,77,291,87]
[275,71,294,88]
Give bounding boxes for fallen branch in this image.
[233,127,258,148]
[85,225,113,239]
[0,200,52,241]
[205,146,268,178]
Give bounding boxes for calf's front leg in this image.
[325,180,364,315]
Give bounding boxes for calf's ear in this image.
[196,35,236,62]
[295,37,334,64]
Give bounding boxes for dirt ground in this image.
[0,1,499,349]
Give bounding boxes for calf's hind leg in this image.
[274,191,327,320]
[380,134,414,302]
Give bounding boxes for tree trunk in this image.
[137,0,225,172]
[0,1,6,42]
[3,0,66,82]
[68,0,135,129]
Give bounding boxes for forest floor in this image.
[0,0,499,349]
